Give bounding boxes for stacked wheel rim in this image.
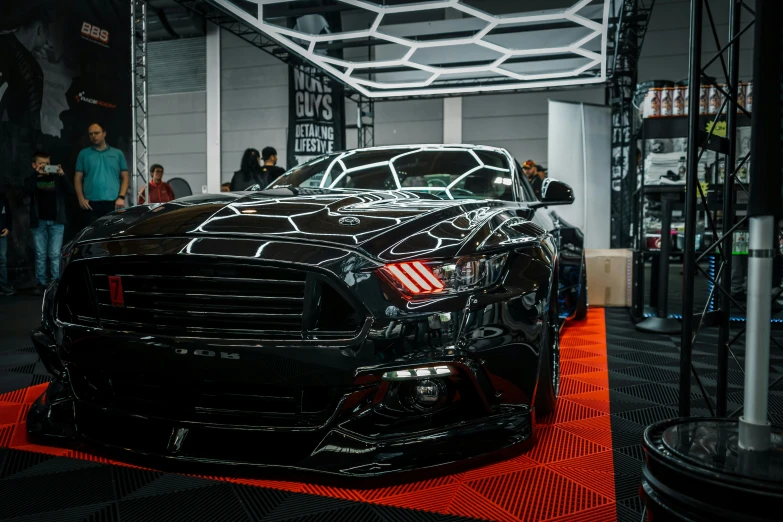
[641,418,783,521]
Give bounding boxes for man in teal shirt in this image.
[75,123,130,224]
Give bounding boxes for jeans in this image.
[31,220,65,286]
[0,236,7,287]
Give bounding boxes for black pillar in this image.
[716,0,742,418]
[679,0,704,417]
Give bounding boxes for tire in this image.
[535,285,561,417]
[574,253,588,320]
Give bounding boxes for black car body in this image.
[28,145,587,477]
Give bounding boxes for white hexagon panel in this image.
[209,0,613,98]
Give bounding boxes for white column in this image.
[443,97,462,144]
[740,215,773,451]
[205,23,221,194]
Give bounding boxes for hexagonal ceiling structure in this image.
[206,0,613,98]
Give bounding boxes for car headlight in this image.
[379,252,508,297]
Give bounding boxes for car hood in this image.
[75,189,543,262]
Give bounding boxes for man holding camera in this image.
[24,151,73,294]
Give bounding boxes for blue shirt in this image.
[75,146,128,202]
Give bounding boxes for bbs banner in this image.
[286,13,345,169]
[0,0,131,287]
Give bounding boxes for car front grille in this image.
[69,367,347,429]
[58,259,362,339]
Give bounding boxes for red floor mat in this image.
[0,309,615,521]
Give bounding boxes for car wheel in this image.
[535,284,560,417]
[574,253,588,320]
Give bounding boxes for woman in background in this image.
[230,148,264,191]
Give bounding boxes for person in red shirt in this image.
[138,164,175,204]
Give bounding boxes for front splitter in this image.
[26,385,533,481]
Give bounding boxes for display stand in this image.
[642,1,783,519]
[636,186,683,334]
[632,110,753,325]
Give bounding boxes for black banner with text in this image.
[286,13,345,168]
[288,66,344,166]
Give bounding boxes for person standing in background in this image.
[74,123,129,223]
[259,146,286,187]
[24,151,72,295]
[137,164,175,204]
[230,148,263,191]
[522,159,544,199]
[0,192,13,296]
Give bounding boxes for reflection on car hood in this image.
[75,190,541,261]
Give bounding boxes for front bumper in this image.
[27,377,531,478]
[29,236,549,477]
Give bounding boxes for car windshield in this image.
[267,147,520,201]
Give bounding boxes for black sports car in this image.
[28,144,587,477]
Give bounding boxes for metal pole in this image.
[659,197,672,317]
[741,216,773,443]
[130,1,138,204]
[679,0,704,417]
[739,0,780,452]
[356,104,362,147]
[626,95,637,248]
[142,3,149,205]
[634,138,645,320]
[716,0,741,418]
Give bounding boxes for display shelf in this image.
[633,110,753,322]
[641,113,752,139]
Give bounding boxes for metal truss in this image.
[356,96,374,148]
[678,0,765,418]
[200,0,612,98]
[173,0,350,99]
[608,0,656,248]
[173,0,375,149]
[131,0,150,206]
[174,0,290,67]
[171,0,642,153]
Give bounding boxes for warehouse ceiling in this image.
[147,0,206,40]
[204,0,615,98]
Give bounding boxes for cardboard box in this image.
[585,249,634,307]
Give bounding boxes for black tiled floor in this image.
[0,295,51,394]
[605,308,783,522]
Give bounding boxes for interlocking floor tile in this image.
[612,366,680,384]
[614,383,679,406]
[559,377,603,397]
[0,310,616,522]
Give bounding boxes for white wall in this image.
[148,92,207,194]
[147,37,207,195]
[462,88,605,165]
[220,30,289,180]
[375,98,444,145]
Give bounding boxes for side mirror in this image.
[531,179,574,207]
